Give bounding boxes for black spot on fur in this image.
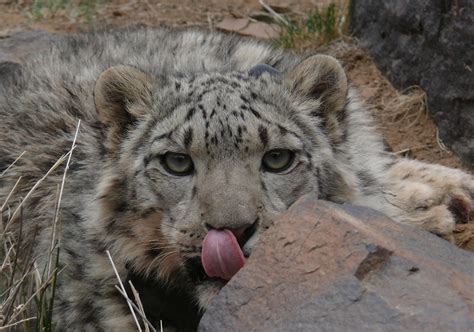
[185,107,196,121]
[278,125,287,135]
[290,182,306,197]
[144,154,152,167]
[258,125,268,147]
[382,139,393,152]
[315,167,325,199]
[210,109,216,118]
[183,128,193,149]
[140,208,158,219]
[115,202,128,213]
[357,171,377,188]
[249,106,261,119]
[153,132,171,143]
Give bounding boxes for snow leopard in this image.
[1,26,473,330]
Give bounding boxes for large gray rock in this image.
[0,30,58,92]
[199,197,474,331]
[0,30,58,63]
[350,0,474,165]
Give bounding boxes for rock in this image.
[0,30,58,93]
[350,0,474,165]
[216,17,280,39]
[199,196,474,331]
[0,30,58,63]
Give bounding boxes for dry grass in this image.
[1,174,62,331]
[380,86,453,156]
[272,1,348,51]
[0,123,79,330]
[382,86,428,129]
[0,121,158,329]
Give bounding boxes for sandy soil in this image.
[0,0,464,168]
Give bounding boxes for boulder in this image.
[350,0,474,165]
[0,30,57,63]
[199,197,474,331]
[0,30,58,92]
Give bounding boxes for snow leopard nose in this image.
[202,198,258,230]
[198,165,260,230]
[199,183,259,230]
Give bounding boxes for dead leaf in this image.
[216,17,280,39]
[239,22,280,39]
[215,17,250,32]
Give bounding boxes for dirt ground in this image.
[0,0,463,169]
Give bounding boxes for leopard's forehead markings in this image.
[147,75,260,149]
[166,90,267,156]
[143,72,305,160]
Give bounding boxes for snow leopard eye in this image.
[161,152,194,176]
[262,149,295,173]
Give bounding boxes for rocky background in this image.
[350,0,474,165]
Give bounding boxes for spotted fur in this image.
[1,26,473,330]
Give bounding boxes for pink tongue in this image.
[201,229,246,280]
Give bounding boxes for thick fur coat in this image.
[1,26,473,330]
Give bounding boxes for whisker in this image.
[144,250,180,275]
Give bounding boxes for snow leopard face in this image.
[94,55,352,308]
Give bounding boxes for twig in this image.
[106,250,142,331]
[128,281,158,332]
[114,286,160,332]
[259,0,290,26]
[48,120,81,276]
[1,149,75,239]
[394,145,428,155]
[0,151,26,178]
[435,127,450,153]
[0,316,37,330]
[128,281,150,332]
[0,176,22,223]
[6,266,64,325]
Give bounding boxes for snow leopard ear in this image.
[284,54,347,114]
[95,65,153,152]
